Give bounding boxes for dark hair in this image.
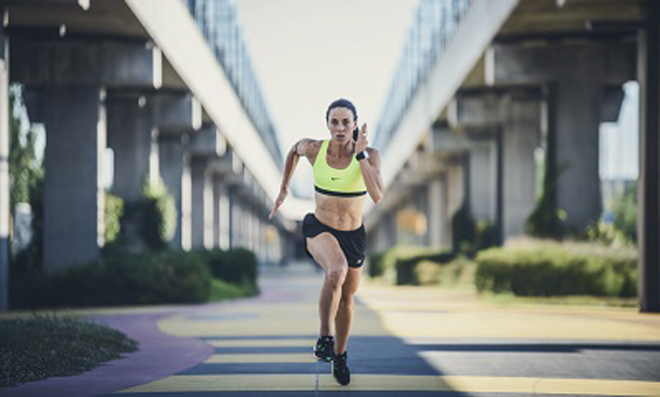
[326,98,359,139]
[325,98,358,122]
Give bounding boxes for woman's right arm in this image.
[269,139,318,219]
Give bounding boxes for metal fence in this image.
[185,0,284,169]
[373,0,474,151]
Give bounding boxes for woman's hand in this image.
[269,188,288,219]
[355,123,368,154]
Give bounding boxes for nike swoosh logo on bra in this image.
[331,177,340,180]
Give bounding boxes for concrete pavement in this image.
[2,261,660,396]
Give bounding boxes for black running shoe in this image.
[332,351,350,385]
[314,336,334,362]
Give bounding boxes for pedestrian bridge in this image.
[0,0,657,312]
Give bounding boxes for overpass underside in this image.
[0,0,304,310]
[368,0,658,312]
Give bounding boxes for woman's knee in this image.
[339,293,354,307]
[325,265,348,288]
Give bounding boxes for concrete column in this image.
[43,84,105,271]
[552,81,602,231]
[228,187,238,248]
[0,9,9,310]
[638,0,660,313]
[159,134,190,250]
[190,157,212,249]
[445,163,465,249]
[428,175,446,249]
[469,139,497,223]
[107,96,158,201]
[503,97,541,238]
[212,175,229,249]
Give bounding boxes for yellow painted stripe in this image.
[205,353,315,363]
[116,374,660,395]
[207,339,311,347]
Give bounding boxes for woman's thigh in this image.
[306,232,348,272]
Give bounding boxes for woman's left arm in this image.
[359,148,384,203]
[355,123,384,203]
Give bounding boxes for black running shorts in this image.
[302,213,366,268]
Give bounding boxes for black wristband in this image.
[356,151,367,161]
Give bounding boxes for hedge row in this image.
[475,242,637,297]
[368,246,455,285]
[10,248,258,309]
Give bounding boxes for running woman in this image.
[269,98,384,385]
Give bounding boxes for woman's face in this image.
[327,107,356,143]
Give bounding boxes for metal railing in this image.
[185,0,284,169]
[373,0,474,151]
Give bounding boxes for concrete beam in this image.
[10,36,162,87]
[486,41,636,85]
[189,123,227,158]
[151,91,201,132]
[449,92,506,130]
[209,148,243,176]
[601,86,625,122]
[430,125,472,152]
[0,0,89,8]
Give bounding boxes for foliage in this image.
[104,192,124,245]
[475,219,498,251]
[8,85,43,211]
[525,163,565,239]
[451,202,476,254]
[583,221,634,248]
[0,314,138,387]
[142,177,177,248]
[367,246,438,282]
[201,248,259,292]
[11,177,44,276]
[10,250,213,308]
[395,250,456,285]
[475,241,637,297]
[612,181,637,243]
[10,247,261,309]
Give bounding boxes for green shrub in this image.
[395,250,456,285]
[110,177,178,252]
[526,161,566,239]
[411,256,476,287]
[201,248,258,291]
[475,220,498,250]
[105,192,124,244]
[475,241,637,297]
[583,221,634,248]
[367,246,438,283]
[452,202,476,254]
[612,181,637,243]
[10,250,212,309]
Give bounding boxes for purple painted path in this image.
[0,287,294,397]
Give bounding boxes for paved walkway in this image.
[2,262,660,396]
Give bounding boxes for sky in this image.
[234,0,419,196]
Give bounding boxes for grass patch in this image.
[480,291,639,308]
[0,314,138,387]
[209,278,258,302]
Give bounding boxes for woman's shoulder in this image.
[297,138,323,159]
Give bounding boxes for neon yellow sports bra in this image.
[313,140,366,197]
